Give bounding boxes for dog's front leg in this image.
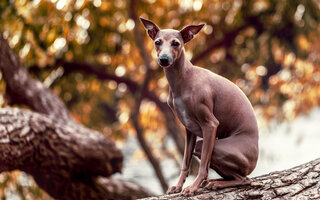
[182,113,218,196]
[167,129,196,194]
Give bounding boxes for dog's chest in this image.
[171,95,201,135]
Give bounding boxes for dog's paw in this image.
[166,185,182,194]
[181,185,199,196]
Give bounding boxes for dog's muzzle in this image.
[158,54,172,67]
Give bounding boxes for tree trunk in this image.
[0,34,152,199]
[141,158,320,200]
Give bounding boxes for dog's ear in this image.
[140,17,160,40]
[180,24,205,43]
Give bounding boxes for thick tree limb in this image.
[0,107,122,176]
[0,35,152,199]
[142,158,320,199]
[0,107,150,199]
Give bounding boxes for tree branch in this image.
[142,158,320,199]
[191,7,276,65]
[129,0,168,192]
[0,35,70,120]
[0,107,122,176]
[191,24,248,64]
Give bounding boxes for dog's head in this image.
[140,17,204,68]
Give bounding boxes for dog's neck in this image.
[164,50,193,93]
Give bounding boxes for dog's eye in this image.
[172,41,180,47]
[155,40,161,46]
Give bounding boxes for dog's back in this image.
[203,68,258,139]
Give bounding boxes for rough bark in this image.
[0,35,152,199]
[0,107,121,176]
[142,158,320,200]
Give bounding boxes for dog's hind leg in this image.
[194,135,258,189]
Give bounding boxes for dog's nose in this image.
[160,58,169,64]
[159,55,170,66]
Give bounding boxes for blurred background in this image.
[0,0,320,198]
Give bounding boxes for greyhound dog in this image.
[140,17,258,196]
